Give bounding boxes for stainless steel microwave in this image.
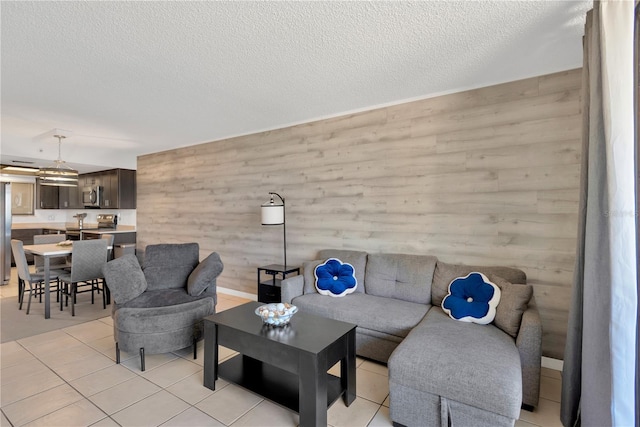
[83,186,102,207]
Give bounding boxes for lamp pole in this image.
[269,192,286,269]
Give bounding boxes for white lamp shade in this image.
[261,204,284,225]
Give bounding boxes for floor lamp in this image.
[261,192,286,269]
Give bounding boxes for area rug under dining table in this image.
[0,295,112,343]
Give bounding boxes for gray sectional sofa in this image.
[281,249,541,427]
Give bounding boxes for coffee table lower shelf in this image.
[219,354,344,413]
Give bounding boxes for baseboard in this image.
[217,286,257,301]
[542,356,564,372]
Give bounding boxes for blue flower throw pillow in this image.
[442,272,501,324]
[314,258,358,297]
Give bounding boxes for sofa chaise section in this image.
[388,307,522,427]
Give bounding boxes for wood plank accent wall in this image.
[138,68,582,359]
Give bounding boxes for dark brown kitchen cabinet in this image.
[82,231,136,245]
[36,179,59,209]
[59,185,82,209]
[112,231,136,245]
[101,169,136,209]
[101,169,116,208]
[83,173,102,187]
[34,169,136,210]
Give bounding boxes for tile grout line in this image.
[15,330,225,427]
[226,398,265,427]
[6,326,165,425]
[8,340,394,427]
[0,409,14,427]
[3,298,563,427]
[9,331,113,427]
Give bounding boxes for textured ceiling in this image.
[1,1,591,173]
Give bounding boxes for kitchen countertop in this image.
[76,226,136,234]
[11,222,67,230]
[11,223,136,233]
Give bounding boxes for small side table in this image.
[257,264,300,303]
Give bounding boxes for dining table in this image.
[22,242,111,319]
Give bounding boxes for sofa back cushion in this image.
[187,252,224,296]
[432,261,527,307]
[143,243,200,290]
[303,259,323,294]
[365,253,437,304]
[316,249,367,293]
[491,275,533,338]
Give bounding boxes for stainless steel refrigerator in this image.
[1,182,11,285]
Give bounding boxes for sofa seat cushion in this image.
[388,307,522,419]
[292,293,430,339]
[116,289,211,310]
[115,296,215,334]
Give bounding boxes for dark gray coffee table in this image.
[203,301,356,427]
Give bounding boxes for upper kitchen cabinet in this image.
[35,168,136,209]
[82,172,102,187]
[58,184,82,209]
[100,169,136,209]
[35,179,59,209]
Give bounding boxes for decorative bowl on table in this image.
[255,303,298,326]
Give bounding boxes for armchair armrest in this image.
[200,283,218,305]
[516,300,542,408]
[281,275,304,304]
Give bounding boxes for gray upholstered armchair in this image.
[102,243,223,371]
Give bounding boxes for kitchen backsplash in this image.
[11,209,136,226]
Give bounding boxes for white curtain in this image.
[561,1,637,426]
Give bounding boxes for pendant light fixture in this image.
[38,134,78,187]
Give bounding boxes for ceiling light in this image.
[38,134,78,187]
[0,165,40,174]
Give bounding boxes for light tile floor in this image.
[0,271,563,426]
